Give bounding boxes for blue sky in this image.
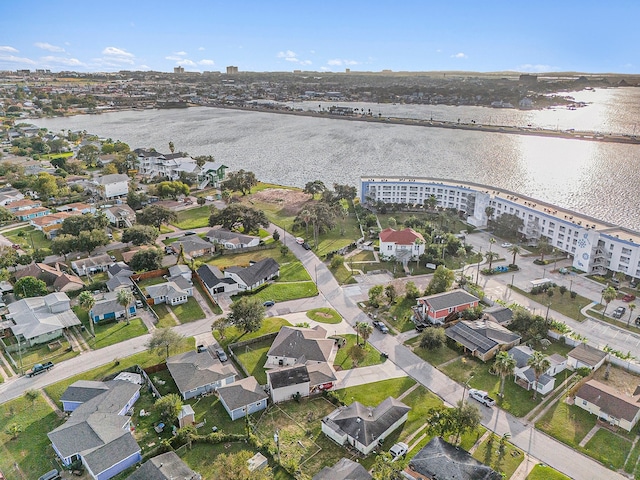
[1,1,638,74]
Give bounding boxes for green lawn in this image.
[386,298,423,332]
[208,245,288,269]
[583,428,632,470]
[512,285,594,322]
[13,337,79,373]
[172,205,211,229]
[625,434,640,474]
[214,317,291,349]
[152,303,177,328]
[278,261,313,282]
[244,281,319,303]
[331,262,358,284]
[306,307,342,324]
[234,337,272,384]
[137,276,169,289]
[332,377,417,406]
[349,250,376,262]
[333,335,387,370]
[405,336,461,366]
[536,400,597,449]
[0,393,63,479]
[73,306,149,349]
[471,433,524,479]
[194,281,223,314]
[397,385,443,439]
[159,224,174,234]
[527,464,572,480]
[44,336,195,404]
[3,225,52,252]
[441,356,544,417]
[171,297,206,322]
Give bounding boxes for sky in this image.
[1,0,638,74]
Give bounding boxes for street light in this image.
[475,247,483,285]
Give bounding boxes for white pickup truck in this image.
[469,388,496,407]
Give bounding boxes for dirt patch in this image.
[592,364,640,397]
[250,188,311,215]
[316,312,332,319]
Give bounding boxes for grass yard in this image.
[152,303,177,328]
[396,385,443,438]
[405,336,461,366]
[386,298,422,332]
[512,285,593,322]
[536,399,597,449]
[306,307,342,324]
[406,426,487,460]
[171,297,206,322]
[159,224,174,234]
[208,245,287,269]
[15,337,79,372]
[472,433,524,479]
[214,317,291,349]
[441,356,543,417]
[331,262,358,284]
[194,281,223,314]
[332,377,417,406]
[625,434,640,474]
[350,250,376,262]
[278,261,313,282]
[73,306,149,349]
[44,336,195,404]
[527,464,572,480]
[234,337,272,384]
[136,276,169,289]
[333,335,388,370]
[247,281,319,303]
[3,225,51,252]
[583,428,632,470]
[172,205,211,229]
[314,215,362,259]
[0,393,64,479]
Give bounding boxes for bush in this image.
[419,327,446,350]
[330,254,345,269]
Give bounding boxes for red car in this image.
[623,294,636,302]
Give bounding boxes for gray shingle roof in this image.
[568,343,607,367]
[307,362,337,387]
[576,379,640,423]
[197,264,226,288]
[97,173,129,185]
[267,365,310,389]
[126,451,201,480]
[217,376,268,411]
[225,258,279,287]
[107,275,133,291]
[172,236,214,254]
[323,397,410,449]
[166,351,236,394]
[418,289,480,311]
[206,227,258,245]
[90,291,129,317]
[312,458,372,480]
[409,437,502,480]
[61,380,110,404]
[83,432,140,476]
[145,281,188,301]
[267,326,333,363]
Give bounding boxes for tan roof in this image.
[568,343,607,367]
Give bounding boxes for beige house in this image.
[575,379,640,432]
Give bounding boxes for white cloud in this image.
[327,59,359,66]
[436,49,442,53]
[320,66,330,71]
[517,63,559,73]
[0,46,18,53]
[198,59,215,66]
[165,56,184,61]
[180,59,197,67]
[451,52,467,59]
[0,55,36,64]
[277,50,297,59]
[138,64,151,70]
[198,47,205,51]
[327,59,342,66]
[34,42,65,52]
[40,55,85,66]
[173,51,188,56]
[299,60,312,66]
[102,47,134,59]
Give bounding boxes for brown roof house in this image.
[405,436,501,480]
[322,397,410,455]
[15,262,84,293]
[567,343,608,371]
[575,379,640,432]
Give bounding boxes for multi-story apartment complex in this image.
[360,176,640,279]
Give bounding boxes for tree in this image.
[6,423,22,440]
[527,351,551,400]
[154,393,182,421]
[371,452,404,480]
[272,230,280,241]
[0,245,17,270]
[405,281,420,300]
[227,297,265,333]
[0,206,15,223]
[385,284,397,304]
[197,196,206,206]
[356,321,373,346]
[303,180,326,198]
[59,212,109,237]
[50,234,76,258]
[305,202,338,248]
[127,186,148,210]
[117,289,134,325]
[223,169,258,195]
[492,213,523,239]
[78,291,96,335]
[601,286,617,318]
[332,183,357,201]
[507,244,521,266]
[425,265,455,295]
[211,450,274,480]
[77,144,100,167]
[121,225,159,245]
[494,351,517,398]
[628,303,637,327]
[420,327,446,350]
[209,204,269,234]
[485,206,495,221]
[330,254,344,270]
[137,204,177,229]
[130,248,163,272]
[347,344,366,367]
[368,285,384,308]
[77,229,110,254]
[168,141,175,154]
[146,328,184,358]
[485,251,499,270]
[212,317,228,340]
[101,163,118,175]
[452,400,482,444]
[14,276,47,298]
[425,195,438,211]
[537,237,552,262]
[30,172,59,198]
[147,180,190,199]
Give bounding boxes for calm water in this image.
[33,88,640,231]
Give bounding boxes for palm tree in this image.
[221,189,231,204]
[299,209,312,238]
[494,351,517,398]
[78,290,96,336]
[488,236,496,252]
[116,289,134,325]
[507,244,521,266]
[601,286,617,319]
[485,251,499,270]
[168,141,175,154]
[527,351,550,400]
[628,303,637,327]
[485,206,495,222]
[537,236,552,262]
[356,322,373,346]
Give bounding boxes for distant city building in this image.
[226,66,239,74]
[173,66,184,74]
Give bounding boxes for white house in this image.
[321,397,410,455]
[145,276,193,306]
[104,205,136,228]
[567,343,608,371]
[378,228,425,264]
[267,365,310,403]
[575,379,640,432]
[217,376,269,420]
[224,258,280,291]
[205,226,260,250]
[508,345,566,396]
[95,174,129,199]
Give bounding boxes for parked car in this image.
[302,242,312,250]
[11,244,20,249]
[110,255,116,261]
[135,299,143,308]
[197,344,207,353]
[389,442,409,459]
[215,348,228,362]
[469,388,496,407]
[623,294,636,302]
[635,316,640,326]
[295,237,305,244]
[372,320,389,334]
[263,300,275,307]
[183,231,197,236]
[613,306,626,319]
[501,242,512,248]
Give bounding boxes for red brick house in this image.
[414,289,480,325]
